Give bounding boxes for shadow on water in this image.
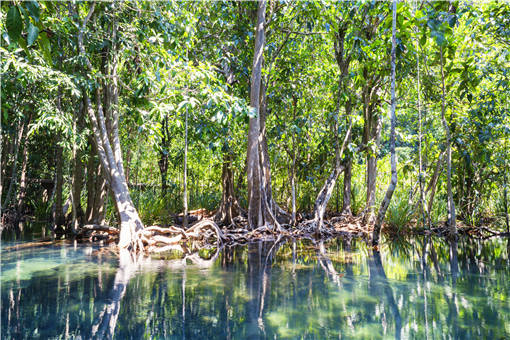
[1,235,510,339]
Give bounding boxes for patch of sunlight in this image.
[352,323,384,339]
[1,259,61,282]
[266,311,300,338]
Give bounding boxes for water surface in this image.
[1,236,509,339]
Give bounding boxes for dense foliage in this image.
[1,1,509,236]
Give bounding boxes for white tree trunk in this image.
[440,46,457,236]
[372,0,398,246]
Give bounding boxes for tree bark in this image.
[426,152,444,226]
[416,46,427,228]
[54,145,65,227]
[78,3,143,250]
[72,101,87,230]
[372,0,398,246]
[503,169,509,233]
[183,106,188,228]
[215,151,243,226]
[440,46,456,236]
[4,115,28,209]
[247,0,281,230]
[15,133,29,221]
[342,155,352,215]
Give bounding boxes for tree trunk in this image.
[4,116,27,209]
[247,0,281,230]
[158,114,169,198]
[78,3,143,250]
[215,152,242,226]
[15,134,29,221]
[72,102,86,228]
[362,84,383,225]
[342,138,352,215]
[54,145,65,227]
[426,153,444,226]
[504,169,509,233]
[440,46,456,236]
[416,48,427,228]
[183,106,188,228]
[372,0,398,246]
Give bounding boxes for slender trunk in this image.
[85,140,106,225]
[504,170,509,233]
[313,116,352,234]
[72,102,86,231]
[372,0,398,246]
[290,151,296,225]
[440,46,456,236]
[247,0,273,230]
[4,117,26,208]
[363,95,382,225]
[15,135,29,220]
[158,115,169,198]
[183,106,188,228]
[290,98,297,225]
[0,112,3,213]
[342,136,352,214]
[54,145,65,227]
[417,47,427,228]
[426,153,444,226]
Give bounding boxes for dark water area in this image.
[1,232,509,339]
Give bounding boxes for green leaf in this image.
[6,6,23,43]
[27,23,39,47]
[419,33,427,46]
[38,32,52,65]
[26,1,40,22]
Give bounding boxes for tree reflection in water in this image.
[1,237,509,339]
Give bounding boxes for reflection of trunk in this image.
[372,1,398,246]
[439,47,456,236]
[246,243,262,339]
[447,240,459,339]
[317,241,342,287]
[369,251,402,340]
[245,241,276,338]
[91,250,135,339]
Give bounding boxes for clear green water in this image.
[1,236,509,339]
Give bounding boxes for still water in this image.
[1,236,509,339]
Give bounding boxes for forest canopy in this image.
[1,1,509,249]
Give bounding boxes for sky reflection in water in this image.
[1,236,509,339]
